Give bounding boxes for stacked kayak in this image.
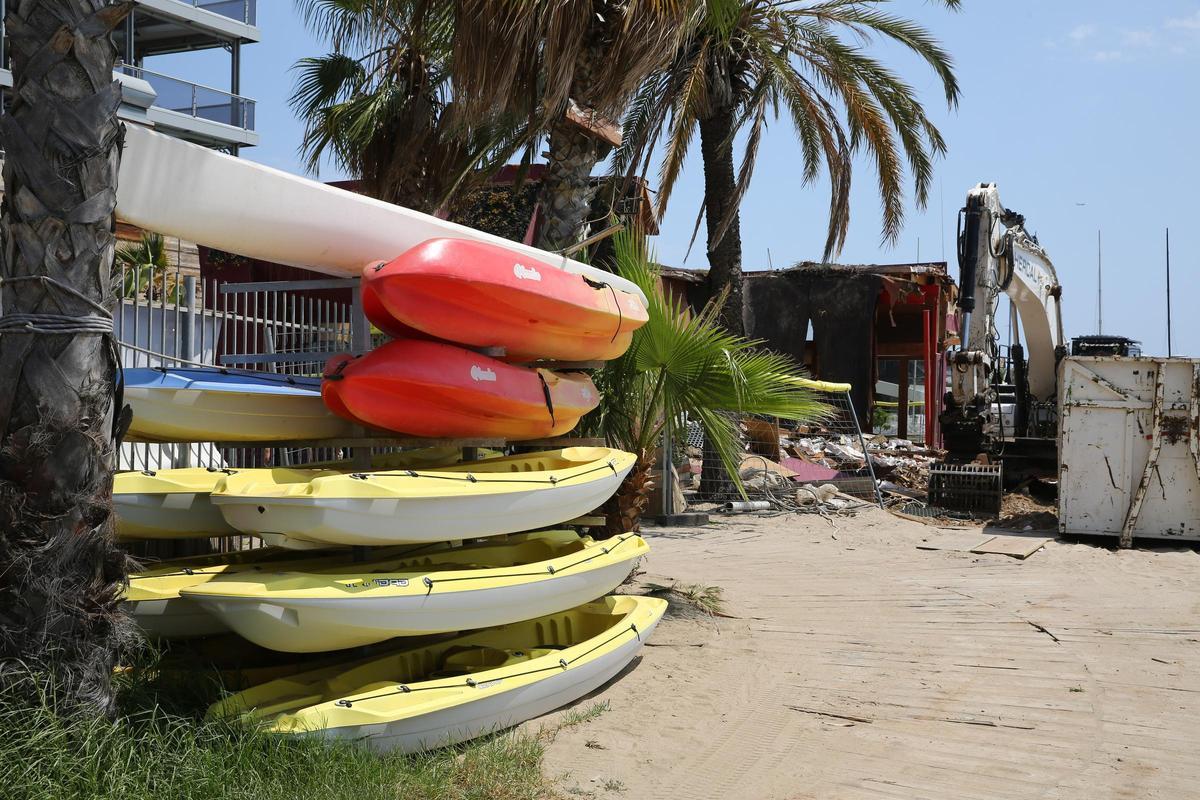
[113,226,661,754]
[178,531,647,651]
[208,595,666,753]
[126,530,646,646]
[114,447,468,541]
[321,341,599,440]
[318,237,647,439]
[115,468,236,540]
[126,546,318,639]
[211,447,636,548]
[363,238,648,362]
[125,367,356,443]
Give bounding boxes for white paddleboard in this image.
[117,125,647,304]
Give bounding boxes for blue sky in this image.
[153,1,1200,356]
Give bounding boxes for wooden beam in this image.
[565,101,622,147]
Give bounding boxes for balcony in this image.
[131,0,260,53]
[119,64,258,149]
[178,0,256,25]
[123,65,254,130]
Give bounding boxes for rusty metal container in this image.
[1058,356,1200,545]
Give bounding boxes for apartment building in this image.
[0,0,260,154]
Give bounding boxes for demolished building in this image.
[661,261,960,448]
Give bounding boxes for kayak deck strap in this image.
[420,535,637,593]
[331,623,641,707]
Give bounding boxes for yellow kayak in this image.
[180,531,648,652]
[208,595,666,753]
[126,545,356,639]
[113,447,468,541]
[114,468,238,540]
[211,447,637,548]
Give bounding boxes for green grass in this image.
[1,669,555,800]
[558,700,610,730]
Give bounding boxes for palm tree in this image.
[297,0,693,248]
[589,232,830,532]
[291,0,528,214]
[452,0,696,251]
[617,0,961,335]
[0,1,133,715]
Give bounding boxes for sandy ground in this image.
[527,508,1200,799]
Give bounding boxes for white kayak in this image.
[180,531,648,652]
[210,447,636,548]
[117,125,648,305]
[124,366,356,443]
[208,595,666,753]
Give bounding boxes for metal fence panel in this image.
[114,261,359,473]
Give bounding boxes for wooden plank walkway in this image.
[537,511,1200,799]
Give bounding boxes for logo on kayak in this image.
[513,263,542,282]
[373,578,410,588]
[581,387,593,401]
[474,678,503,689]
[471,365,497,382]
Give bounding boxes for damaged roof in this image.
[658,261,953,282]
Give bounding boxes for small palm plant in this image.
[115,232,172,300]
[591,231,831,532]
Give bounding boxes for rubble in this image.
[781,432,941,495]
[675,425,942,508]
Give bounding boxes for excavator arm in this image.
[942,183,1065,462]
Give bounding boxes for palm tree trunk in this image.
[605,448,655,535]
[698,107,746,337]
[698,106,745,499]
[534,24,613,254]
[0,1,133,716]
[535,113,604,251]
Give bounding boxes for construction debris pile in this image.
[781,433,942,495]
[675,419,944,516]
[862,436,944,494]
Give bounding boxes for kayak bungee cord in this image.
[418,534,638,595]
[344,459,619,486]
[581,276,625,345]
[330,622,642,708]
[321,356,353,381]
[129,539,450,581]
[536,371,556,427]
[148,363,313,388]
[134,467,238,477]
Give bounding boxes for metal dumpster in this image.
[1058,356,1200,546]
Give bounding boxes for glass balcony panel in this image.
[122,65,256,131]
[187,1,256,25]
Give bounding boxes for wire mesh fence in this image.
[796,384,883,505]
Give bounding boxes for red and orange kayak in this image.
[321,340,599,440]
[362,280,426,341]
[362,238,648,362]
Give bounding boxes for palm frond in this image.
[654,43,709,221]
[591,230,831,498]
[622,0,958,260]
